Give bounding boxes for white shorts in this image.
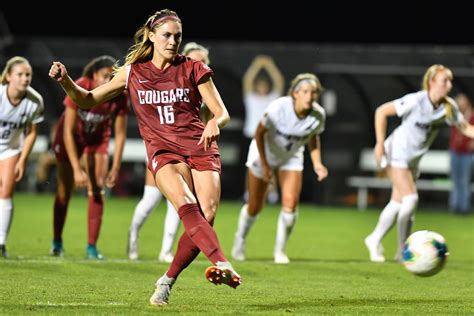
[384,134,421,179]
[0,148,21,161]
[245,141,303,179]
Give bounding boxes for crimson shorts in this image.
[148,152,221,177]
[53,135,109,162]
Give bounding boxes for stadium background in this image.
[0,2,472,207]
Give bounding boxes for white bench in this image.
[346,148,474,210]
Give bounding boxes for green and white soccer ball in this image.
[402,230,448,277]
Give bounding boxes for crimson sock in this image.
[53,197,69,241]
[166,232,200,278]
[177,203,226,263]
[87,195,104,245]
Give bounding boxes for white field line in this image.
[34,301,128,307]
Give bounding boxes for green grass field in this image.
[0,193,472,314]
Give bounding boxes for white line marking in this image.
[34,301,128,307]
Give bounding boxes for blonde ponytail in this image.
[443,97,454,121]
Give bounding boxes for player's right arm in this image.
[255,122,272,182]
[63,107,88,188]
[374,101,397,165]
[49,62,126,110]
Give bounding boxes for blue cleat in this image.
[86,244,104,260]
[50,240,64,257]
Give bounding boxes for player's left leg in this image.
[0,154,19,258]
[191,168,240,286]
[84,153,108,259]
[274,169,303,264]
[365,166,401,262]
[232,168,268,261]
[365,197,401,263]
[52,161,74,257]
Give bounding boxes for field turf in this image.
[0,193,472,314]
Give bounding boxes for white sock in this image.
[0,198,13,245]
[235,204,257,240]
[160,199,180,255]
[130,185,162,237]
[274,208,297,253]
[159,273,176,285]
[370,200,401,244]
[397,194,418,253]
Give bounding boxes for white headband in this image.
[294,79,317,92]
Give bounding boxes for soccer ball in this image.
[402,230,448,277]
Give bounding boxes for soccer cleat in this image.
[158,252,174,263]
[86,244,104,260]
[50,240,64,257]
[127,230,138,260]
[205,263,241,289]
[274,251,290,264]
[0,244,7,258]
[365,235,385,263]
[231,236,246,261]
[149,275,176,305]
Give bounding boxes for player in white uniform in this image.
[232,73,328,264]
[365,64,474,263]
[0,56,44,257]
[127,42,210,262]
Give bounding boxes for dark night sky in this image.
[1,1,471,45]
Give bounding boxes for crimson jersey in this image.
[57,77,129,146]
[126,55,218,159]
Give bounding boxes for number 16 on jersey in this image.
[157,105,175,124]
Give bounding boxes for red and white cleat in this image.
[205,265,241,289]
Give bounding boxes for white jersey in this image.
[0,85,44,158]
[243,90,280,138]
[385,90,464,169]
[259,96,325,166]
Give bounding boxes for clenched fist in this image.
[49,61,68,82]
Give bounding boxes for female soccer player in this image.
[232,73,328,264]
[127,42,211,263]
[0,56,44,257]
[49,9,240,305]
[365,64,474,263]
[50,55,129,259]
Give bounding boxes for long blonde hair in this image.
[114,9,181,74]
[287,73,322,99]
[0,56,31,84]
[422,64,454,119]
